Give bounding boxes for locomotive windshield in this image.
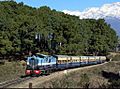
[27,57,39,70]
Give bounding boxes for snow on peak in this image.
[63,2,120,19]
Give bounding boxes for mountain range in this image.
[63,2,120,37]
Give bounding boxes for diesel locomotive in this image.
[25,53,106,76]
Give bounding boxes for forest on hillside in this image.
[0,1,118,59]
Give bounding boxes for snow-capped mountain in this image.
[105,17,120,36]
[63,2,120,36]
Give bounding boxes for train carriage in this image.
[88,56,97,64]
[99,56,106,63]
[80,56,89,65]
[55,55,70,69]
[70,56,80,67]
[94,56,100,63]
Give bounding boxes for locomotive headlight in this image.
[34,70,41,74]
[25,70,31,75]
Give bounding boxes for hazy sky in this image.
[15,0,120,11]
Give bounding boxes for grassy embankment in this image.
[36,54,120,88]
[0,61,26,83]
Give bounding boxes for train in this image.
[25,53,106,76]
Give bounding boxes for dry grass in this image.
[112,54,120,61]
[0,61,26,82]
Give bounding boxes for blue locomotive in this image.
[25,53,106,76]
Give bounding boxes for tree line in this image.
[0,1,118,60]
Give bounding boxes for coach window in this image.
[59,60,61,64]
[58,60,59,63]
[65,60,67,63]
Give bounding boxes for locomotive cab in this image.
[25,55,41,76]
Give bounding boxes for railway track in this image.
[0,77,33,88]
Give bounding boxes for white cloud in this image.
[63,10,81,16]
[62,2,120,19]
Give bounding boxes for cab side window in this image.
[49,59,51,63]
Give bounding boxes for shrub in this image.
[112,55,120,61]
[0,60,5,65]
[79,73,90,88]
[108,79,120,88]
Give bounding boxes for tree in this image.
[0,1,118,59]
